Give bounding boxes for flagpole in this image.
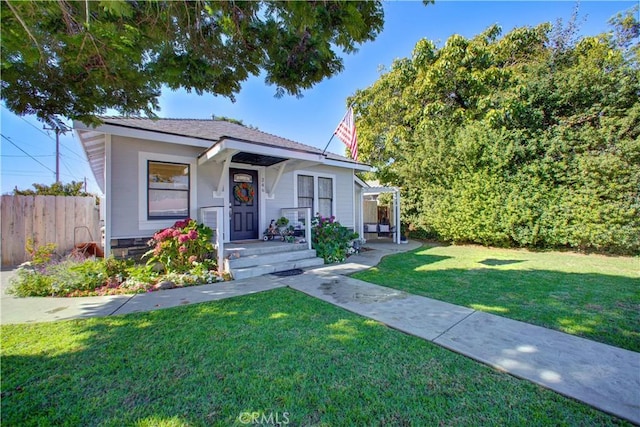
[322,106,351,157]
[320,133,335,157]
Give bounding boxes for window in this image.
[297,175,314,210]
[147,161,189,219]
[296,174,333,217]
[318,177,333,218]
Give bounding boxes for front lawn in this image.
[1,288,626,426]
[353,244,640,352]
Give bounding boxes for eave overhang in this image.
[198,136,371,171]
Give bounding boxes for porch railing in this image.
[280,207,312,250]
[199,207,225,273]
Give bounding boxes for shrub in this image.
[311,214,358,264]
[9,258,107,297]
[24,238,58,266]
[119,264,158,293]
[7,268,54,297]
[49,259,108,295]
[144,219,217,273]
[103,256,134,281]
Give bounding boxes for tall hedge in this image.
[351,10,640,254]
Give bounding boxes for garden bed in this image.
[8,219,224,298]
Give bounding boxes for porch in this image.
[201,206,323,280]
[216,237,417,281]
[224,240,324,280]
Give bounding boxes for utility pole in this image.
[55,128,60,182]
[43,123,68,183]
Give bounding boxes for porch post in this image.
[216,207,225,273]
[103,134,112,256]
[359,189,364,239]
[305,207,312,250]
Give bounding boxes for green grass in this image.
[353,244,640,352]
[1,288,629,426]
[1,289,632,426]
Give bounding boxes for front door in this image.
[230,168,259,240]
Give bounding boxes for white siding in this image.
[268,166,355,231]
[265,168,295,224]
[110,136,200,238]
[109,137,358,240]
[306,165,354,228]
[197,161,225,208]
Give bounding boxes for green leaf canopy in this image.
[1,0,384,126]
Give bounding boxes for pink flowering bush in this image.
[311,214,359,264]
[144,219,216,273]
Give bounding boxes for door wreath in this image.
[233,182,255,204]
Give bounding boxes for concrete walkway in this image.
[0,269,287,322]
[1,240,638,423]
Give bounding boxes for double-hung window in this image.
[297,175,314,210]
[318,177,333,218]
[147,161,190,219]
[297,174,333,218]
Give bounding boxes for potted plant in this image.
[275,216,289,229]
[400,223,409,243]
[275,217,290,241]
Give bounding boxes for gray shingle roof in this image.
[99,117,357,164]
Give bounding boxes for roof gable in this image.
[75,117,371,193]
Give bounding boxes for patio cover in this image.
[361,186,401,244]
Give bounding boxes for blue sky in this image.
[1,1,635,195]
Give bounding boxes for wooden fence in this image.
[1,195,102,267]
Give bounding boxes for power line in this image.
[60,155,81,181]
[60,142,89,163]
[3,170,56,176]
[16,115,56,141]
[1,154,55,157]
[0,134,56,175]
[2,108,86,172]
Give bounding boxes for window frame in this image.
[317,177,333,218]
[297,174,315,212]
[138,152,197,231]
[294,171,336,218]
[147,160,190,220]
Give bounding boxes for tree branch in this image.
[5,1,43,60]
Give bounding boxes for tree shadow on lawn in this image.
[1,288,627,426]
[357,253,640,352]
[478,258,526,266]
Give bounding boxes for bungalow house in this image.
[74,117,400,278]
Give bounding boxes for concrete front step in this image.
[231,257,325,280]
[227,249,319,270]
[224,242,308,258]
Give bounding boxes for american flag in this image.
[334,107,358,161]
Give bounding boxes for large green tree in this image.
[1,0,384,127]
[352,8,640,254]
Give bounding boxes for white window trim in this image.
[138,152,197,231]
[293,171,337,218]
